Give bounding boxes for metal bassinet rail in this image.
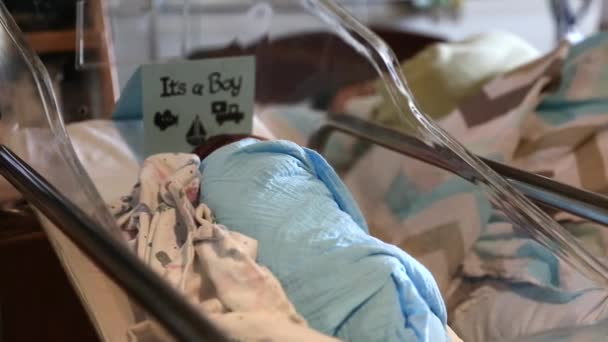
[309,114,608,227]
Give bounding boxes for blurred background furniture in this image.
[0,206,99,341]
[4,0,118,120]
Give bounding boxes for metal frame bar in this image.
[550,0,594,41]
[309,114,608,226]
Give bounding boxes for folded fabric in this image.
[537,33,608,126]
[342,38,570,298]
[250,32,541,176]
[110,153,338,341]
[398,30,539,116]
[337,32,608,342]
[333,47,565,296]
[448,33,608,293]
[447,33,608,342]
[199,138,448,341]
[369,31,540,132]
[449,276,608,342]
[500,317,608,342]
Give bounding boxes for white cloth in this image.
[450,281,608,342]
[110,153,338,341]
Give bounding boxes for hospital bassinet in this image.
[1,1,608,341]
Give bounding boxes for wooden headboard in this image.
[188,28,444,106]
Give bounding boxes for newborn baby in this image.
[199,138,449,342]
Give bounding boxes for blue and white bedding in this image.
[255,33,608,342]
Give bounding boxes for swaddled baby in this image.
[110,66,452,341]
[199,138,449,342]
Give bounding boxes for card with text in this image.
[142,56,255,156]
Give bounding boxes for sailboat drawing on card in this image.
[186,115,207,146]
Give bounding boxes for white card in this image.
[142,56,255,156]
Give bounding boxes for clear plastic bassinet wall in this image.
[2,0,608,341]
